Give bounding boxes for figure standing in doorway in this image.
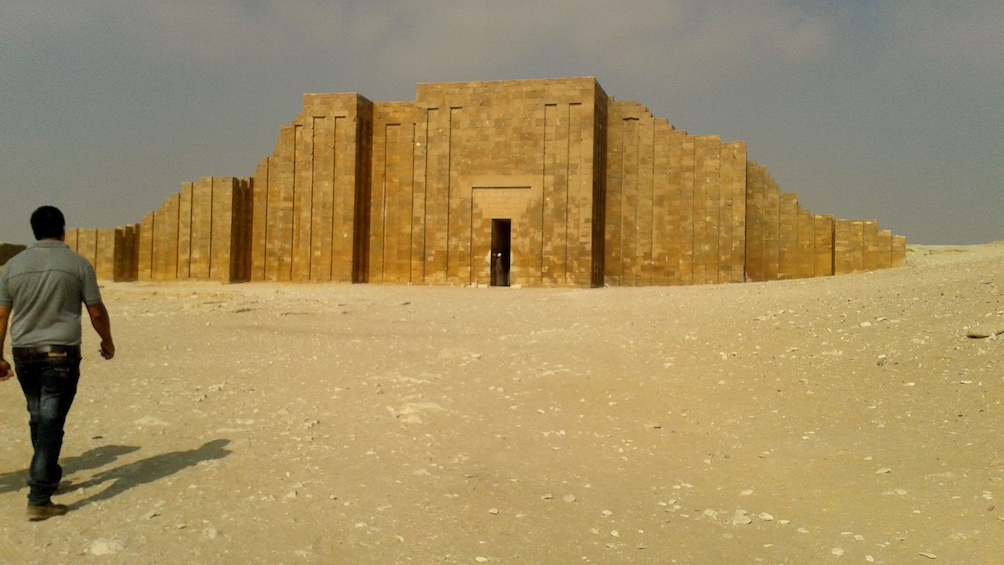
[493,252,505,286]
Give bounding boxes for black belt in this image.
[11,345,81,359]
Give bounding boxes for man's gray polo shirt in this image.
[0,240,103,348]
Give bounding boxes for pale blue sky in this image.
[1,1,1001,245]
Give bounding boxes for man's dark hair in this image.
[30,206,66,240]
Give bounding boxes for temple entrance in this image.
[490,219,511,287]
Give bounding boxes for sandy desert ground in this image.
[1,243,1002,564]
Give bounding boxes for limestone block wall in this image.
[65,225,138,282]
[604,101,747,286]
[369,101,421,284]
[65,77,906,287]
[745,166,905,281]
[368,78,606,287]
[136,177,251,282]
[249,93,372,283]
[813,214,836,276]
[831,220,904,275]
[605,96,905,285]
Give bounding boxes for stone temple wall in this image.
[605,100,749,286]
[249,93,371,283]
[70,77,905,285]
[602,100,905,286]
[124,177,252,282]
[64,226,138,282]
[367,78,606,287]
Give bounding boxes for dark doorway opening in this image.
[491,219,511,287]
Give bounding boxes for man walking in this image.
[0,206,115,521]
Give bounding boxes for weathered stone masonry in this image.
[66,77,905,286]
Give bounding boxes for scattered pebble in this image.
[89,539,126,556]
[731,510,752,525]
[919,552,937,559]
[966,326,1003,339]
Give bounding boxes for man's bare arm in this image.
[86,302,115,360]
[0,305,13,380]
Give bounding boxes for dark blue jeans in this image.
[14,354,81,506]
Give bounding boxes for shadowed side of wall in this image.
[0,244,27,265]
[0,243,28,276]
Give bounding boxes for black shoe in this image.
[27,503,68,521]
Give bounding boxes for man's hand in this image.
[0,359,13,381]
[99,340,115,360]
[86,303,114,361]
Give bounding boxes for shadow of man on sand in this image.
[0,445,140,496]
[69,439,231,509]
